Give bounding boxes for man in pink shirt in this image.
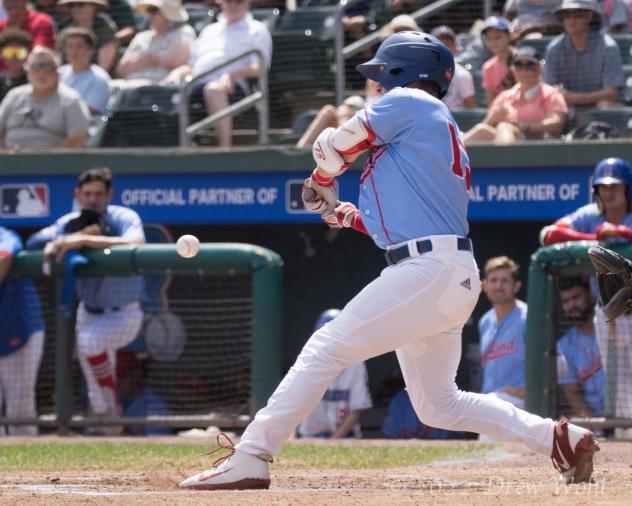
[464,46,568,144]
[0,0,54,72]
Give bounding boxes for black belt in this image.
[84,306,121,315]
[385,237,472,266]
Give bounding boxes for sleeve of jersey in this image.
[364,90,416,146]
[25,222,62,250]
[556,342,578,385]
[121,211,146,243]
[0,230,21,257]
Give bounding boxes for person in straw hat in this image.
[57,0,118,72]
[116,0,194,83]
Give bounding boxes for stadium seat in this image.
[276,6,338,40]
[613,34,632,66]
[452,108,487,132]
[252,7,280,30]
[100,85,181,147]
[516,36,554,57]
[577,107,632,138]
[184,3,215,34]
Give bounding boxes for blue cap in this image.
[481,16,511,34]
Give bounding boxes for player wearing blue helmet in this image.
[181,32,598,490]
[541,157,632,245]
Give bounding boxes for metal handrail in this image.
[178,48,269,146]
[335,0,493,105]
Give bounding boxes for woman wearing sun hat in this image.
[57,0,119,72]
[116,0,194,83]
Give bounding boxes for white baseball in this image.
[176,234,200,258]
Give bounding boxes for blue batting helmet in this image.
[356,31,455,98]
[314,308,340,331]
[592,158,632,201]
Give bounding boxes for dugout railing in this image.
[5,243,283,434]
[526,241,632,430]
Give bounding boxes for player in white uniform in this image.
[180,32,599,490]
[28,168,145,429]
[298,309,372,438]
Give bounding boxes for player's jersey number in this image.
[448,122,471,192]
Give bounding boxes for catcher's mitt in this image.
[64,209,105,234]
[588,245,632,322]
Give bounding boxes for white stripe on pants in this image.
[76,301,143,415]
[237,249,554,457]
[0,330,44,436]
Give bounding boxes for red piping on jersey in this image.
[364,109,385,145]
[0,251,13,257]
[369,174,395,245]
[360,145,386,184]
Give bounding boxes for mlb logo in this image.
[286,179,311,214]
[0,184,49,218]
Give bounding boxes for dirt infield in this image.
[0,438,630,505]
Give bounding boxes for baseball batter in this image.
[541,157,632,421]
[298,309,372,439]
[28,168,145,428]
[0,227,44,435]
[181,32,599,490]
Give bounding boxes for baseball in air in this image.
[176,235,200,258]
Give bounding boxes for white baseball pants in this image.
[237,236,555,457]
[76,301,143,415]
[0,330,44,435]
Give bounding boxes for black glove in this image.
[64,209,105,234]
[588,245,632,322]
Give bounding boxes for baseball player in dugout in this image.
[541,157,632,426]
[180,31,599,490]
[0,227,45,435]
[28,168,145,433]
[478,256,527,415]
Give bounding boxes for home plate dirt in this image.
[0,440,631,505]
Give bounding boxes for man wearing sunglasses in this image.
[463,46,568,144]
[0,28,31,102]
[0,46,90,149]
[544,0,624,109]
[163,0,272,147]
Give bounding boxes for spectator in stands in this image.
[57,0,119,73]
[556,277,604,418]
[544,0,624,109]
[481,16,515,106]
[503,0,563,38]
[298,310,372,439]
[116,0,194,84]
[117,351,171,436]
[477,256,526,420]
[34,0,69,28]
[603,0,630,32]
[59,27,110,114]
[0,226,45,436]
[163,0,272,147]
[0,47,90,149]
[463,46,567,144]
[430,25,476,110]
[0,28,31,102]
[105,0,136,44]
[382,387,463,439]
[0,0,55,75]
[296,96,365,148]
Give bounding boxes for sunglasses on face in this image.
[145,6,160,14]
[224,0,247,4]
[1,46,28,60]
[68,2,88,8]
[27,62,57,72]
[513,61,538,69]
[561,10,590,19]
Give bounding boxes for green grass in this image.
[0,441,496,472]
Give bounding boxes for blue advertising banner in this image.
[0,166,594,227]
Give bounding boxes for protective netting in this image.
[33,272,253,427]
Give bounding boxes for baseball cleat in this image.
[179,433,273,490]
[551,418,600,484]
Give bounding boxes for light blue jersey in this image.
[28,205,145,308]
[0,227,44,357]
[560,203,632,239]
[358,87,470,249]
[557,327,604,416]
[478,300,527,393]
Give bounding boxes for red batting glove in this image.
[596,223,632,241]
[323,201,368,235]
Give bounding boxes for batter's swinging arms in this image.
[180,31,599,490]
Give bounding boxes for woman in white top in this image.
[115,0,194,83]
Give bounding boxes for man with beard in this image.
[556,278,604,417]
[478,256,527,413]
